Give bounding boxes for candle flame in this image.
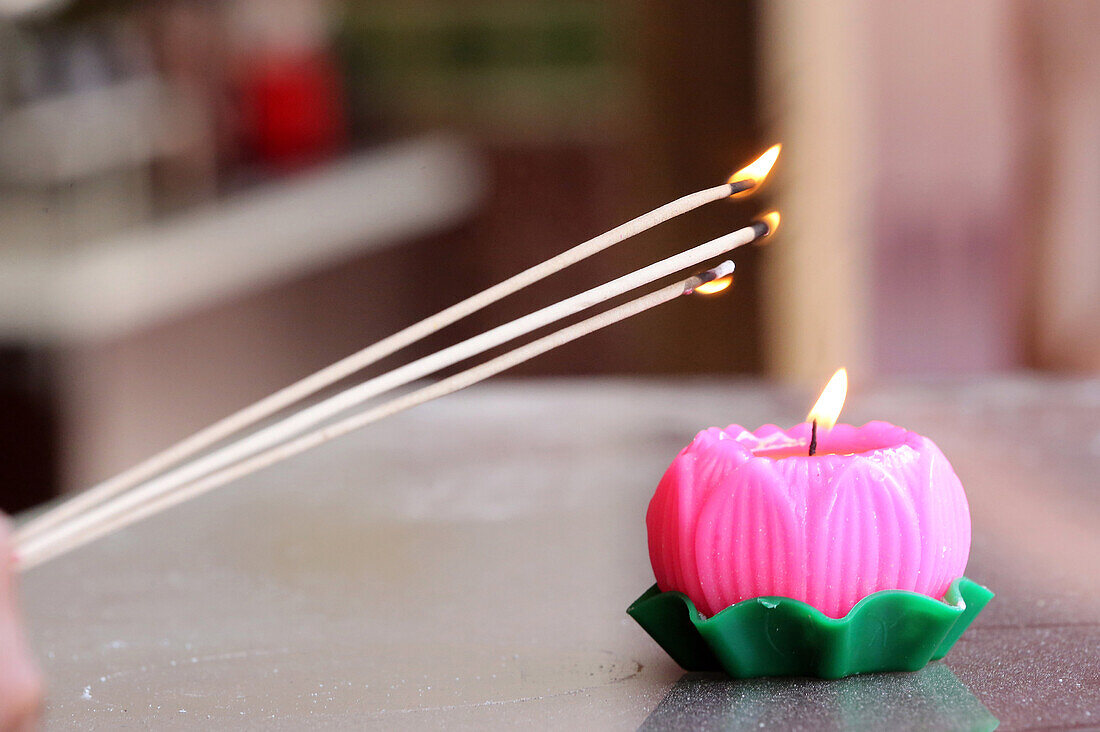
[694,276,733,295]
[806,368,847,429]
[728,144,781,196]
[757,211,781,238]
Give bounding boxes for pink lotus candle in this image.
[647,369,971,619]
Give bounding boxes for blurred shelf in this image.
[0,78,201,187]
[0,134,485,344]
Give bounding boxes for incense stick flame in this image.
[758,211,781,238]
[694,276,733,295]
[806,368,847,429]
[729,144,781,196]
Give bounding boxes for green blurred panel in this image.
[336,0,628,137]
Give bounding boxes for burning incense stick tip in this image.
[727,179,755,196]
[686,260,735,295]
[728,144,781,197]
[752,210,781,240]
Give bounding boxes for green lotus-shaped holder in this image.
[628,577,993,679]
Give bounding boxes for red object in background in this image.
[239,51,347,172]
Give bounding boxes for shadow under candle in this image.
[639,663,997,732]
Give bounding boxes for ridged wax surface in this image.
[646,422,971,618]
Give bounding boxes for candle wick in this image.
[808,419,818,457]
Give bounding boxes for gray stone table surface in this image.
[18,376,1100,730]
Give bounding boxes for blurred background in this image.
[0,0,1095,511]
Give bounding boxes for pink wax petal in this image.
[647,428,754,598]
[694,457,801,616]
[801,452,924,617]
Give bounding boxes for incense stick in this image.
[18,262,735,571]
[17,177,763,547]
[17,220,773,566]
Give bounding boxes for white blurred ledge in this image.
[0,78,204,186]
[0,135,485,344]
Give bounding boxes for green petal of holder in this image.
[627,577,992,679]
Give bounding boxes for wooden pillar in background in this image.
[1018,1,1100,372]
[759,0,1025,381]
[758,0,870,383]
